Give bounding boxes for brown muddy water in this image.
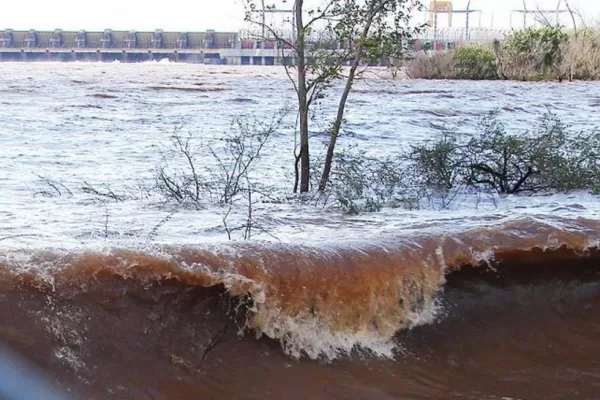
[1,217,599,400]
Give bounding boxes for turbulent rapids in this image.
[2,65,600,399]
[1,217,599,399]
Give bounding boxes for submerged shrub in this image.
[319,111,599,214]
[411,132,463,192]
[530,115,600,192]
[315,147,415,215]
[411,111,600,195]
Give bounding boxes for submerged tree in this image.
[410,111,600,196]
[244,0,422,193]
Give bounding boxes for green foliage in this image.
[495,27,567,80]
[405,45,497,80]
[412,132,463,191]
[452,46,498,80]
[463,114,543,194]
[528,114,600,193]
[411,111,600,195]
[407,27,600,81]
[503,26,567,69]
[244,0,425,192]
[317,147,413,215]
[316,111,600,214]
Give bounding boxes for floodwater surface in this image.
[0,63,599,399]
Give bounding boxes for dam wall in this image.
[0,29,269,64]
[0,28,502,64]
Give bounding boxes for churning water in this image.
[1,63,600,400]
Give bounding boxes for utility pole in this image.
[261,0,266,39]
[465,0,471,40]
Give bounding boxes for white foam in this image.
[0,64,599,248]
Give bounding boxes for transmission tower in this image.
[427,1,482,40]
[510,0,570,28]
[257,0,295,39]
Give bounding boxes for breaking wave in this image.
[1,216,598,362]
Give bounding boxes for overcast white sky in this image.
[0,0,598,32]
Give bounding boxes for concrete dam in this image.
[0,28,504,64]
[0,29,286,64]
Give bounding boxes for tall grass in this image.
[404,53,455,79]
[559,30,600,80]
[405,27,600,81]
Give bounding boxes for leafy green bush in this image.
[529,114,600,192]
[411,132,463,192]
[314,147,417,214]
[453,46,498,80]
[411,111,600,195]
[320,111,600,214]
[405,27,600,81]
[497,26,568,80]
[504,27,567,68]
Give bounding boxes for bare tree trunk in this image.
[295,0,310,193]
[319,7,377,191]
[293,151,301,193]
[318,63,359,191]
[298,103,310,193]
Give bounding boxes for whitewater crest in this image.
[0,216,599,361]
